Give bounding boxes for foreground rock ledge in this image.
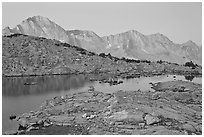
[7,80,202,135]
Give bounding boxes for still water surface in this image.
[2,74,202,132]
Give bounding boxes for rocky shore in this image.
[5,80,202,135]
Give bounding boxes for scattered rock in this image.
[182,123,196,132]
[109,110,128,121]
[26,126,36,132]
[18,118,28,128]
[21,113,31,118]
[151,92,162,100]
[144,114,160,125]
[48,115,75,123]
[87,114,97,119]
[37,119,44,125]
[139,123,145,127]
[195,124,202,133]
[43,121,51,127]
[165,122,172,126]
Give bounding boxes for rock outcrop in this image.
[7,80,201,135]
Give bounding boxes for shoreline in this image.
[2,70,202,78]
[4,80,202,135]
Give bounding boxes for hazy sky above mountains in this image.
[2,2,202,45]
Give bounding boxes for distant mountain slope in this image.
[3,15,202,65]
[102,30,202,65]
[66,30,107,53]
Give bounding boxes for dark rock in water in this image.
[9,115,16,120]
[24,82,37,85]
[100,78,123,86]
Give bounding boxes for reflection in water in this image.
[184,75,195,81]
[2,75,90,96]
[2,74,95,132]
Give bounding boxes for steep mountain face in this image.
[66,30,107,53]
[180,41,202,65]
[3,16,69,43]
[2,26,16,36]
[102,30,202,65]
[3,16,202,65]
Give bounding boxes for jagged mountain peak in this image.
[3,26,11,32]
[5,15,69,43]
[4,26,11,30]
[148,32,168,38]
[126,29,140,34]
[118,29,144,36]
[147,32,173,44]
[104,30,144,38]
[183,40,197,46]
[2,26,15,36]
[19,15,56,28]
[125,30,145,37]
[28,15,49,21]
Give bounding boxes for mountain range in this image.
[3,15,202,65]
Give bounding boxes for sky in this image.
[2,2,202,45]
